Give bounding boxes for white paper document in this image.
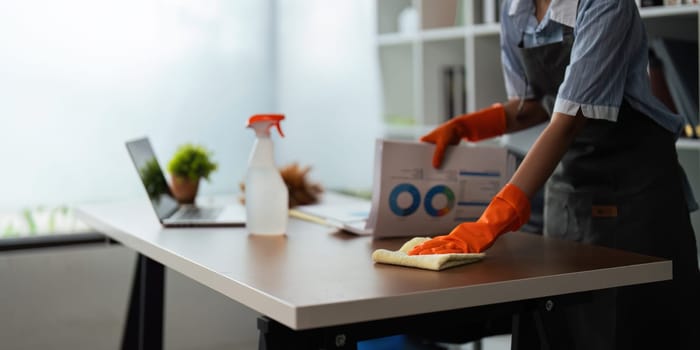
[291,193,373,235]
[368,139,517,239]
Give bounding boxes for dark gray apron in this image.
[516,25,700,349]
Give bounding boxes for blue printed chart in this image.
[368,140,516,238]
[423,185,455,217]
[388,183,421,216]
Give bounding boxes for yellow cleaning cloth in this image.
[372,237,485,271]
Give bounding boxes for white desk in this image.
[76,196,671,349]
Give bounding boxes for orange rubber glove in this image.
[421,103,506,168]
[408,183,530,255]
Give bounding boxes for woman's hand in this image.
[420,103,507,168]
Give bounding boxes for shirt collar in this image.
[508,0,578,28]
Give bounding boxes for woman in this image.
[409,0,700,348]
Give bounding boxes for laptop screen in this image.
[125,138,179,220]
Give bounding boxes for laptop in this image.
[290,192,373,235]
[125,137,246,227]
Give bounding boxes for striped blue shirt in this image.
[500,0,697,210]
[500,0,684,136]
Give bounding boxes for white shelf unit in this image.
[376,0,700,243]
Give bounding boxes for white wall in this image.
[274,0,382,192]
[0,0,274,210]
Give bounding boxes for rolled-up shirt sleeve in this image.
[554,0,637,121]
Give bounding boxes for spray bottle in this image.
[245,114,288,235]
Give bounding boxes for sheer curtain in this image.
[0,0,274,212]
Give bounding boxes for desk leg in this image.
[512,297,577,350]
[122,254,165,350]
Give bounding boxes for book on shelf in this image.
[649,38,699,138]
[456,65,466,117]
[455,0,464,26]
[443,66,454,121]
[442,64,467,122]
[483,0,497,23]
[482,0,503,24]
[422,0,459,29]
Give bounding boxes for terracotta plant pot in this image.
[170,175,200,204]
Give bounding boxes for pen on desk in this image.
[289,209,328,226]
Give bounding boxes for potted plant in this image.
[167,143,218,204]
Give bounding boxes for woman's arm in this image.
[502,98,551,133]
[510,110,588,197]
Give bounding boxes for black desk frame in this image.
[257,295,581,350]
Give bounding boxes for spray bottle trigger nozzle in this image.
[247,114,285,137]
[274,122,284,137]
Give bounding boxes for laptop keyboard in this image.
[176,207,222,220]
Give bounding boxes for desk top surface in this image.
[76,194,671,330]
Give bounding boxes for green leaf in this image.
[167,143,218,181]
[3,223,17,237]
[23,209,37,235]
